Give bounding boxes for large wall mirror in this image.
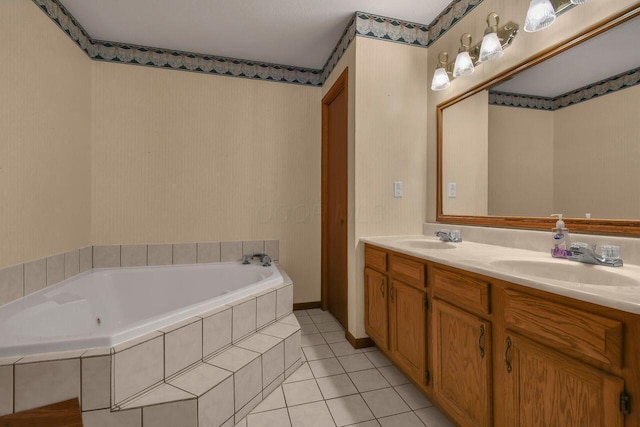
[437,6,640,235]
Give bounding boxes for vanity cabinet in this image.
[364,245,428,387]
[504,333,624,427]
[364,267,388,348]
[363,243,637,427]
[432,267,492,427]
[389,279,426,381]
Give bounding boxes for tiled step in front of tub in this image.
[92,316,302,427]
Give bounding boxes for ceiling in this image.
[58,0,453,70]
[492,14,640,98]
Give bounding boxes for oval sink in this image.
[490,259,639,287]
[398,240,456,250]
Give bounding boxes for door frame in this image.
[321,67,349,316]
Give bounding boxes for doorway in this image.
[321,68,349,330]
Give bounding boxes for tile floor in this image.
[235,309,454,427]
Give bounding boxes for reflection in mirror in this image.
[441,12,640,221]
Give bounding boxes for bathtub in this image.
[0,262,283,357]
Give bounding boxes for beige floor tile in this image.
[309,358,346,378]
[284,362,314,383]
[247,408,291,427]
[326,395,374,427]
[288,401,336,427]
[378,412,425,427]
[337,354,374,373]
[315,321,343,333]
[394,384,433,410]
[316,374,358,399]
[301,333,326,347]
[348,369,390,393]
[377,365,410,386]
[251,386,286,413]
[329,342,361,357]
[321,331,348,344]
[303,344,334,361]
[282,379,323,406]
[361,388,410,419]
[415,407,455,427]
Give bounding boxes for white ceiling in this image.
[59,0,452,70]
[492,15,640,98]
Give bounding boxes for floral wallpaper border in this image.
[489,67,640,111]
[33,0,483,87]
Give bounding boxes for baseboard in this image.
[293,301,322,311]
[345,330,375,349]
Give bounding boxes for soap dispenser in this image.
[550,214,571,258]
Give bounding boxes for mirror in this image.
[438,7,640,234]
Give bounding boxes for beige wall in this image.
[0,0,92,269]
[442,90,489,215]
[427,0,639,222]
[352,37,429,337]
[91,62,321,303]
[554,84,640,219]
[488,105,554,216]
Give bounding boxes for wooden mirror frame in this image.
[437,4,640,236]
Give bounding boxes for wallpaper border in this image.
[489,67,640,111]
[32,0,484,86]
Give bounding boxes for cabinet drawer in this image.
[504,290,623,367]
[433,268,490,315]
[389,255,425,287]
[365,245,387,272]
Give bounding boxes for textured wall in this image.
[352,37,429,337]
[442,90,489,216]
[488,105,554,217]
[0,0,92,268]
[554,84,640,219]
[91,62,321,303]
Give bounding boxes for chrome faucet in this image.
[242,253,272,267]
[435,229,462,243]
[568,243,623,267]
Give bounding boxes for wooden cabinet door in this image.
[389,279,426,382]
[504,333,624,427]
[364,268,388,349]
[432,299,492,427]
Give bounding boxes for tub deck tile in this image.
[169,363,232,397]
[120,383,195,410]
[16,349,86,364]
[113,331,163,353]
[206,346,260,373]
[260,322,299,340]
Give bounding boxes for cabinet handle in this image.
[478,325,485,358]
[390,283,395,302]
[380,281,385,298]
[505,336,512,373]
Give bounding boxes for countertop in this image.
[361,235,640,315]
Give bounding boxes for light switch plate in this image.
[394,181,403,198]
[448,182,457,198]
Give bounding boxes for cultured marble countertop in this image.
[361,235,640,315]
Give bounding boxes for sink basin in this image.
[398,240,456,250]
[490,259,639,287]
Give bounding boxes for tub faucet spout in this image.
[242,253,272,267]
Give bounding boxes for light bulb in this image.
[431,68,450,91]
[524,0,557,32]
[479,32,503,63]
[453,51,474,77]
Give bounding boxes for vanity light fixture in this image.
[524,0,557,32]
[453,34,475,78]
[431,51,451,91]
[570,0,591,4]
[479,13,504,62]
[429,13,519,91]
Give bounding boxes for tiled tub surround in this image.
[0,276,299,427]
[0,240,279,307]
